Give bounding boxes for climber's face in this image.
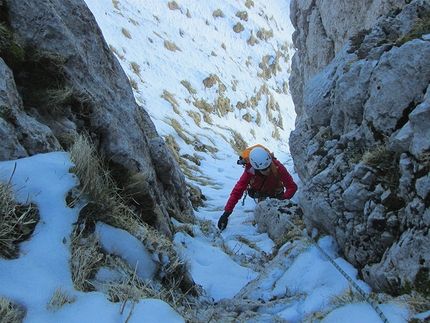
[260,165,271,176]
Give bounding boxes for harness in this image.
[242,162,284,205]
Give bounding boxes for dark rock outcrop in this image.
[0,0,194,238]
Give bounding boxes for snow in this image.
[0,0,426,322]
[174,230,258,301]
[0,154,414,322]
[96,222,158,281]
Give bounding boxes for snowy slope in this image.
[0,1,426,323]
[84,0,296,163]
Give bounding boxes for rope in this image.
[266,200,390,323]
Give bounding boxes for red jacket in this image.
[224,158,297,212]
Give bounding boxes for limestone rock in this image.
[1,0,194,238]
[289,0,430,293]
[253,199,303,244]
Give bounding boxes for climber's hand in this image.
[275,192,286,200]
[217,211,232,231]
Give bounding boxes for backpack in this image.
[237,144,273,166]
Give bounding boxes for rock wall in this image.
[0,0,194,238]
[289,0,408,118]
[289,0,430,294]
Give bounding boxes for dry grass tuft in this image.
[197,218,217,237]
[129,76,138,90]
[122,28,131,39]
[40,86,75,115]
[233,22,245,33]
[130,61,140,76]
[193,98,214,114]
[112,0,120,10]
[68,135,116,215]
[164,40,181,52]
[247,33,260,46]
[166,117,194,145]
[328,286,362,307]
[68,134,198,309]
[174,223,194,237]
[187,110,201,127]
[418,151,430,172]
[396,15,430,46]
[70,232,104,292]
[215,95,232,117]
[161,90,180,114]
[129,18,139,26]
[212,9,224,18]
[109,45,125,60]
[229,131,248,155]
[273,217,306,249]
[362,143,399,189]
[202,74,219,89]
[256,28,274,41]
[0,296,26,323]
[245,0,254,9]
[0,180,39,259]
[168,1,180,11]
[46,288,77,312]
[401,291,430,314]
[236,11,248,22]
[180,80,197,95]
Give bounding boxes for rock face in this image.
[0,0,194,238]
[289,0,430,295]
[254,199,303,245]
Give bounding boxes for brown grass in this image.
[121,28,131,39]
[46,288,77,312]
[161,90,180,115]
[236,11,248,22]
[213,9,224,18]
[230,130,248,155]
[0,180,39,259]
[233,22,245,33]
[245,0,254,9]
[362,143,399,189]
[202,74,219,88]
[396,15,430,46]
[109,45,125,60]
[0,296,26,323]
[187,110,201,127]
[247,33,259,46]
[68,134,197,310]
[130,61,140,76]
[164,40,181,52]
[112,0,120,10]
[180,80,197,95]
[168,1,180,11]
[256,28,273,41]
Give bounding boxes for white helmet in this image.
[249,147,272,170]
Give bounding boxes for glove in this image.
[275,192,286,200]
[217,211,232,231]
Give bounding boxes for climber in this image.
[217,146,297,231]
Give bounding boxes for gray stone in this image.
[2,0,195,238]
[254,199,303,244]
[289,0,430,293]
[342,182,372,212]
